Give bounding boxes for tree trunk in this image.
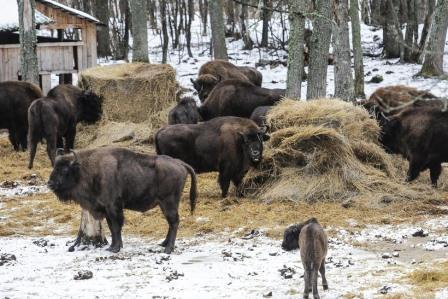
[199,0,208,36]
[371,0,384,25]
[260,0,272,47]
[333,0,355,101]
[361,0,371,24]
[307,0,333,100]
[383,0,404,59]
[240,2,253,50]
[148,0,158,29]
[350,0,365,98]
[209,0,228,60]
[95,0,111,57]
[286,0,306,99]
[130,0,150,62]
[403,0,418,62]
[18,0,39,85]
[419,0,448,77]
[82,0,92,14]
[186,0,194,57]
[225,0,235,36]
[68,209,108,252]
[418,0,435,62]
[160,0,169,63]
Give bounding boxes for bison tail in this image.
[183,163,197,214]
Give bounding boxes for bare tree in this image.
[286,0,306,99]
[350,0,365,98]
[95,0,111,57]
[418,0,435,62]
[69,209,108,252]
[17,0,39,85]
[130,0,150,62]
[403,0,418,62]
[307,0,333,100]
[333,0,355,101]
[239,1,253,49]
[260,0,272,47]
[209,0,228,60]
[383,0,403,58]
[419,0,448,77]
[199,0,208,36]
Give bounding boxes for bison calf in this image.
[48,147,197,254]
[155,116,269,197]
[28,84,102,169]
[282,218,328,299]
[168,97,201,124]
[0,81,42,151]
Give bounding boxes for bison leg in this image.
[232,173,245,197]
[303,269,311,299]
[429,163,442,187]
[17,127,28,151]
[64,126,76,151]
[105,208,124,253]
[8,129,20,151]
[28,136,39,169]
[159,197,180,254]
[312,268,320,299]
[45,134,58,166]
[57,137,64,150]
[218,170,231,198]
[406,158,424,183]
[319,260,328,290]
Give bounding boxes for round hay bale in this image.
[78,63,177,126]
[243,98,440,204]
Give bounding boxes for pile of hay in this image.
[76,63,178,148]
[78,63,177,126]
[242,99,441,204]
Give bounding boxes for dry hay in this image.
[242,99,442,204]
[78,63,177,127]
[407,261,448,293]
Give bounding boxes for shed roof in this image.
[36,0,100,24]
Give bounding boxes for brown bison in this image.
[191,60,263,102]
[48,147,197,254]
[381,105,448,186]
[198,80,284,121]
[28,84,103,169]
[250,106,271,127]
[282,218,328,299]
[168,97,201,125]
[155,117,269,197]
[0,81,43,151]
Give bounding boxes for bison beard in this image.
[27,84,103,169]
[48,147,197,254]
[0,81,42,151]
[380,106,448,187]
[155,117,269,197]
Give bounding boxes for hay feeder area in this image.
[242,99,444,205]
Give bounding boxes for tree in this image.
[350,0,365,97]
[239,1,253,50]
[418,0,435,62]
[199,0,208,36]
[403,0,418,62]
[160,0,169,63]
[130,0,150,62]
[209,0,228,60]
[286,0,306,99]
[95,0,111,57]
[260,0,272,47]
[68,209,108,252]
[419,0,448,77]
[185,0,194,57]
[17,0,39,85]
[383,0,403,59]
[333,0,355,101]
[307,0,333,100]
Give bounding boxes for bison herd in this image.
[0,59,446,298]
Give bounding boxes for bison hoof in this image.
[159,240,168,247]
[68,246,75,252]
[164,246,174,254]
[323,284,329,290]
[106,246,121,253]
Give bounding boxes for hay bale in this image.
[78,63,177,126]
[243,98,441,204]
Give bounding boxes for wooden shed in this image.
[0,0,102,94]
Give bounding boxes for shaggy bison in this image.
[381,106,448,187]
[47,147,197,254]
[168,97,201,124]
[250,106,271,127]
[155,117,269,197]
[191,60,263,102]
[28,84,102,169]
[0,81,43,151]
[282,218,328,299]
[198,80,284,120]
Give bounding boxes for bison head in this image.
[281,223,302,251]
[191,74,221,102]
[78,89,103,124]
[169,97,201,124]
[239,128,269,165]
[380,117,401,154]
[48,149,81,201]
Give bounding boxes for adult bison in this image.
[191,60,263,102]
[155,117,269,197]
[28,84,103,169]
[0,81,43,151]
[168,97,201,124]
[198,80,285,120]
[381,106,448,187]
[250,106,271,127]
[47,147,197,254]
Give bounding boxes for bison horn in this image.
[70,150,79,163]
[56,148,65,156]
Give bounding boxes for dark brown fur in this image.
[47,147,197,254]
[191,60,263,102]
[282,218,328,299]
[155,117,269,197]
[168,97,201,124]
[250,106,271,127]
[0,81,42,151]
[199,80,285,120]
[28,84,102,169]
[381,106,448,187]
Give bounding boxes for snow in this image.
[36,0,100,24]
[0,0,53,32]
